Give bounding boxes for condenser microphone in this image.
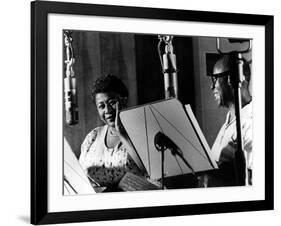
[162,46,178,98]
[64,31,78,125]
[158,35,178,99]
[64,76,78,125]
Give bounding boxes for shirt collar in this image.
[224,101,252,126]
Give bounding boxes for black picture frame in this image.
[31,0,274,224]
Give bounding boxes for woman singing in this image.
[79,75,146,192]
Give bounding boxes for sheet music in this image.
[118,172,160,191]
[184,104,218,169]
[120,98,218,180]
[64,138,96,195]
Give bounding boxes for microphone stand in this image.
[154,132,196,189]
[230,52,246,186]
[157,35,179,189]
[216,39,252,185]
[154,131,166,189]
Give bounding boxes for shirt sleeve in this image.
[242,120,253,170]
[242,121,252,153]
[79,128,99,170]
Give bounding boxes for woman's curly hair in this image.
[91,75,128,100]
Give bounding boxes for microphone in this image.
[154,131,195,175]
[158,35,178,99]
[154,132,182,156]
[64,31,78,125]
[64,76,78,125]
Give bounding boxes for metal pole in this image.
[161,147,165,189]
[230,52,246,185]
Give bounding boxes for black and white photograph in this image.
[2,0,280,225]
[29,1,274,225]
[63,31,253,194]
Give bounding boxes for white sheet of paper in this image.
[64,138,96,195]
[120,98,218,180]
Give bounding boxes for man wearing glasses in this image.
[205,54,252,187]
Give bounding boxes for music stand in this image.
[64,138,96,195]
[119,98,218,182]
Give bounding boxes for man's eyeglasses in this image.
[210,71,229,89]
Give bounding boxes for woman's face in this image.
[95,92,125,127]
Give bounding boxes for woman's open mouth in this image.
[106,115,115,122]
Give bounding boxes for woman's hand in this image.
[114,100,127,138]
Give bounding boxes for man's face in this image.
[211,75,234,108]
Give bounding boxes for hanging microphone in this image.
[158,35,178,99]
[64,31,78,125]
[215,37,252,185]
[64,76,78,125]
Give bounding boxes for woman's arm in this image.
[79,129,98,171]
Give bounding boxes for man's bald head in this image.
[213,54,251,82]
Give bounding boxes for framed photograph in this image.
[31,0,274,224]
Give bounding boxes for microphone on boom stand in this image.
[64,31,78,125]
[216,38,252,185]
[158,35,178,99]
[156,35,180,188]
